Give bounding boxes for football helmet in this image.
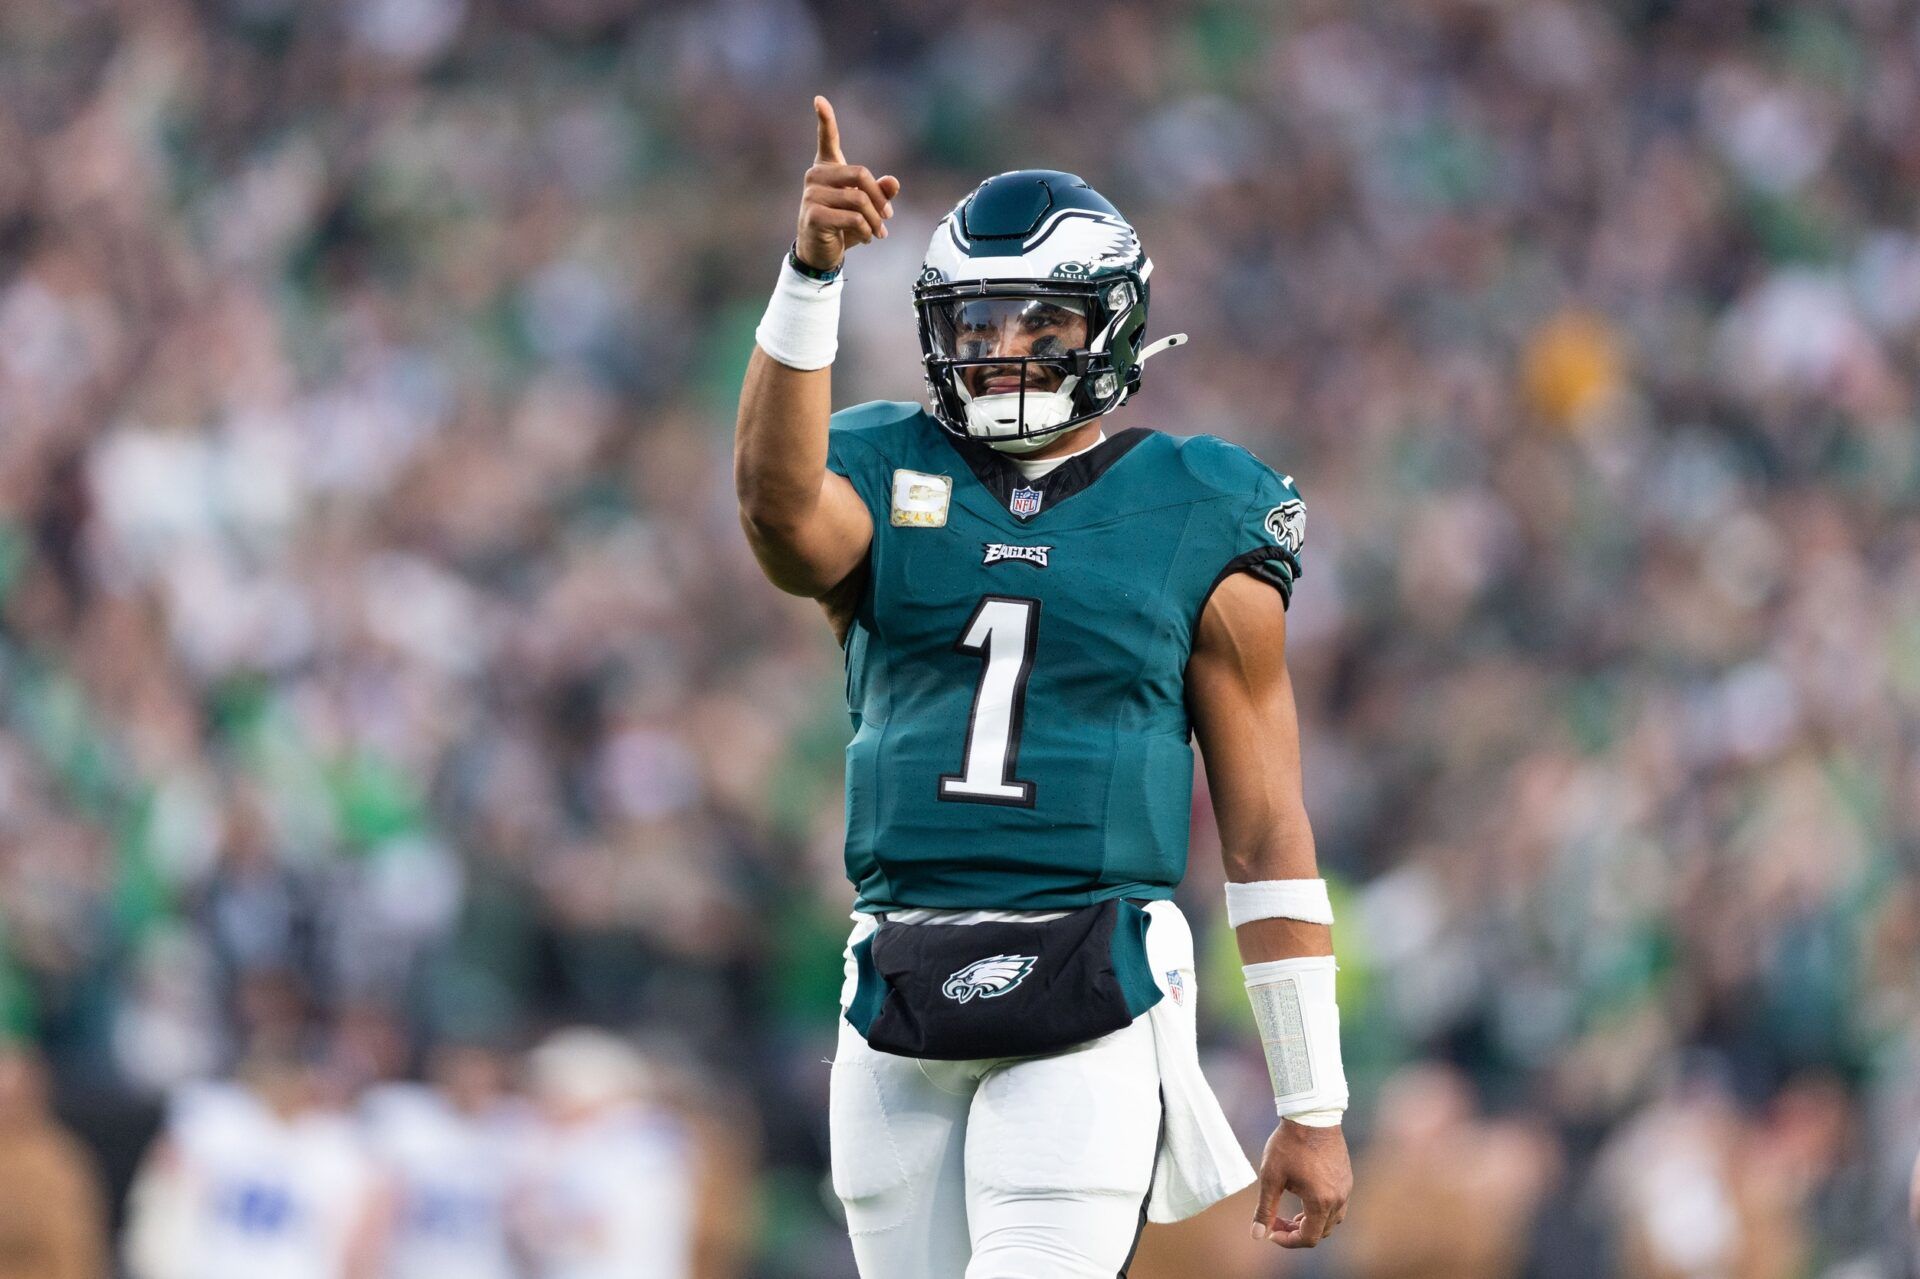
[914,170,1187,452]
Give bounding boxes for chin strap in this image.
[1138,333,1188,366]
[1111,333,1188,410]
[973,332,1190,442]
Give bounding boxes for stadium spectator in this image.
[1337,1064,1560,1279]
[0,1045,108,1279]
[1593,1078,1805,1279]
[513,1028,703,1279]
[358,1043,528,1279]
[1911,1134,1920,1235]
[122,1047,379,1279]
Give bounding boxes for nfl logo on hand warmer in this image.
[1009,486,1043,517]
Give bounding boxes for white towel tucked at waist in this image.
[1137,900,1257,1221]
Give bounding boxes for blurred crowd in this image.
[0,0,1917,1274]
[0,1031,739,1279]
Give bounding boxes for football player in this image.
[358,1044,527,1279]
[735,97,1352,1277]
[513,1029,704,1279]
[122,1047,380,1279]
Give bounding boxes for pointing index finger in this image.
[814,95,845,165]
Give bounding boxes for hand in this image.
[796,96,900,273]
[1251,1118,1352,1249]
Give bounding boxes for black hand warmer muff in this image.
[844,899,1162,1061]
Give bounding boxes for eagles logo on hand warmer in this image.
[942,954,1037,1003]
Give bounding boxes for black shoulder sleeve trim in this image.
[1198,546,1296,623]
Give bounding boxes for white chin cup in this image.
[964,387,1077,453]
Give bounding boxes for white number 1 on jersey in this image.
[939,596,1040,807]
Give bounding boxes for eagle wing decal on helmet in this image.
[1087,219,1140,268]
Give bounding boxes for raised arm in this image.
[1188,570,1352,1251]
[734,97,896,599]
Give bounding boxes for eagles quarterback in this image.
[735,98,1353,1277]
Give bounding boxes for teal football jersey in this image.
[826,401,1305,911]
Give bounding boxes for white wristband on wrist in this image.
[1243,955,1348,1122]
[1224,878,1333,928]
[755,252,843,370]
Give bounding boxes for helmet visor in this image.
[928,296,1089,397]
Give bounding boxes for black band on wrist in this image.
[789,242,843,282]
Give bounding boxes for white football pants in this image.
[830,910,1182,1279]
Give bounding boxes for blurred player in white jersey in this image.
[359,1043,529,1279]
[514,1029,698,1279]
[124,1046,379,1279]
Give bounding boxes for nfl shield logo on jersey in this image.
[1009,486,1043,517]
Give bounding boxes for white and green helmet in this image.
[914,170,1187,451]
